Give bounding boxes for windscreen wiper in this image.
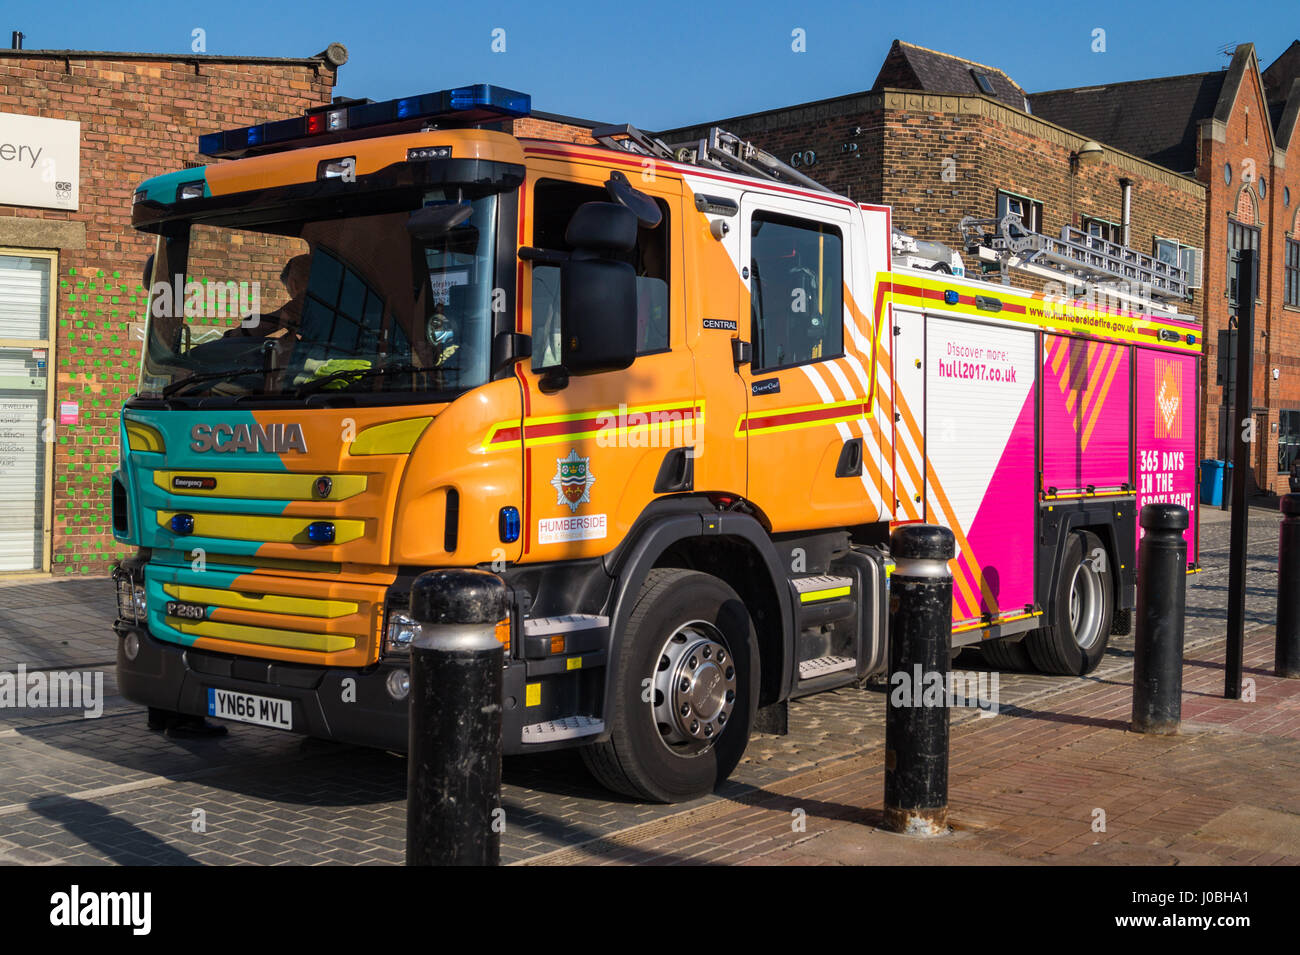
[293,363,436,397]
[161,366,265,397]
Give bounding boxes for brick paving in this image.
[0,504,1294,865]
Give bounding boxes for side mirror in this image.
[558,202,639,376]
[560,258,637,376]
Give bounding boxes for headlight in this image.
[115,572,147,623]
[384,609,418,657]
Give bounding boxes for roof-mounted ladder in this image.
[959,213,1190,305]
[592,123,833,194]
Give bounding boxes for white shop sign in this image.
[0,112,80,211]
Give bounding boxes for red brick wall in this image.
[1196,62,1298,493]
[662,92,1205,321]
[0,53,337,574]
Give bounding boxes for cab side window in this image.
[530,178,670,371]
[750,212,843,372]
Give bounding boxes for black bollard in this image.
[1132,503,1188,734]
[406,568,508,866]
[1277,494,1300,679]
[883,523,955,836]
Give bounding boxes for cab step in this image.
[798,655,856,680]
[520,715,605,743]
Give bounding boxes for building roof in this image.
[0,44,347,67]
[870,39,1029,111]
[1263,40,1300,106]
[1029,72,1225,175]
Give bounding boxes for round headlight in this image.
[123,631,141,661]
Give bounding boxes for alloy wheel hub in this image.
[652,623,736,752]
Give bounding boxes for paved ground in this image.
[0,503,1293,865]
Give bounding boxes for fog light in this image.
[123,631,141,661]
[170,513,195,535]
[386,668,410,700]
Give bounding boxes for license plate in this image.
[165,600,206,620]
[207,688,293,730]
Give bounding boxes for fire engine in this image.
[112,85,1201,802]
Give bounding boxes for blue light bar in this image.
[197,84,531,158]
[449,84,530,117]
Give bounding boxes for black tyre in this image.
[979,637,1035,671]
[1025,530,1113,675]
[580,568,759,803]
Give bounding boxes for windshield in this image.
[137,190,501,402]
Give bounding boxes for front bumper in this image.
[115,620,411,751]
[114,621,590,754]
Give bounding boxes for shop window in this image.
[1280,410,1300,474]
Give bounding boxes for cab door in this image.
[513,167,695,563]
[736,194,872,533]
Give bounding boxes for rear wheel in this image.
[580,568,759,803]
[1025,530,1113,675]
[978,637,1035,671]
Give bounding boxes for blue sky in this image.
[12,0,1300,129]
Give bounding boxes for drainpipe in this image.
[1119,178,1133,247]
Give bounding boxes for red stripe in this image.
[491,405,702,445]
[741,401,868,433]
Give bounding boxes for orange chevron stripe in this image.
[893,384,991,618]
[1065,342,1098,415]
[1081,345,1125,451]
[1080,344,1114,421]
[1049,335,1070,377]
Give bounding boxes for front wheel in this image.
[580,568,759,803]
[1025,530,1113,675]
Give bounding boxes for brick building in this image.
[1033,42,1300,493]
[0,45,346,575]
[658,39,1206,330]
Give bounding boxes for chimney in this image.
[1119,178,1133,247]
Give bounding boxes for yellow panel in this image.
[525,683,541,707]
[153,471,367,501]
[349,417,433,455]
[156,511,365,544]
[125,420,165,452]
[199,553,343,575]
[799,586,851,603]
[162,583,357,618]
[173,618,355,652]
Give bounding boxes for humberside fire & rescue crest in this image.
[552,449,595,513]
